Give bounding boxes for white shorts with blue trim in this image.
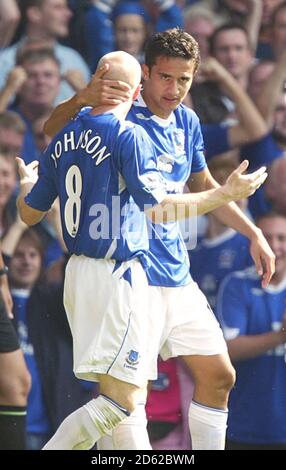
[64,255,161,387]
[149,280,227,360]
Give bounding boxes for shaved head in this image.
[97,51,142,92]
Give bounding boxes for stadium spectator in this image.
[218,211,286,449]
[0,0,20,49]
[0,0,90,104]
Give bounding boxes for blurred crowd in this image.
[0,0,286,450]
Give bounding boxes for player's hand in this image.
[222,160,268,201]
[16,157,39,185]
[249,229,276,288]
[77,63,132,108]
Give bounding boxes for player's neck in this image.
[90,101,130,120]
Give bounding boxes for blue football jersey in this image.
[190,229,252,314]
[25,109,166,266]
[217,268,286,444]
[128,94,207,286]
[12,290,51,435]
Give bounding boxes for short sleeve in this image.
[115,126,166,211]
[24,148,58,212]
[190,113,207,172]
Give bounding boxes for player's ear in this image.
[141,64,150,81]
[132,84,142,101]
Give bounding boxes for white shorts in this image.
[149,280,227,360]
[64,256,162,387]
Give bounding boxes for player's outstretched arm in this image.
[187,164,275,287]
[147,160,267,222]
[249,231,276,288]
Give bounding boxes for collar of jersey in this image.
[202,228,237,248]
[134,93,175,127]
[265,274,286,293]
[11,288,31,298]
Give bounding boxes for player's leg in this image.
[97,287,164,451]
[105,286,164,451]
[48,256,161,450]
[97,399,151,450]
[160,281,235,450]
[43,374,147,450]
[183,353,235,450]
[0,301,31,450]
[183,353,234,410]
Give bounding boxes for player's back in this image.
[46,108,149,262]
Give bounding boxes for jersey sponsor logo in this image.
[157,154,174,174]
[173,129,185,153]
[140,173,163,191]
[135,112,152,121]
[161,179,184,194]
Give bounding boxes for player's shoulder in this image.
[75,109,123,133]
[76,106,93,119]
[118,119,150,142]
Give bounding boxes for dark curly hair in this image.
[145,28,200,73]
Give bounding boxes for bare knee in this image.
[195,360,235,393]
[184,353,236,408]
[212,363,236,393]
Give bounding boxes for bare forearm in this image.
[213,201,261,239]
[228,331,285,362]
[17,183,45,226]
[206,176,261,240]
[147,186,233,223]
